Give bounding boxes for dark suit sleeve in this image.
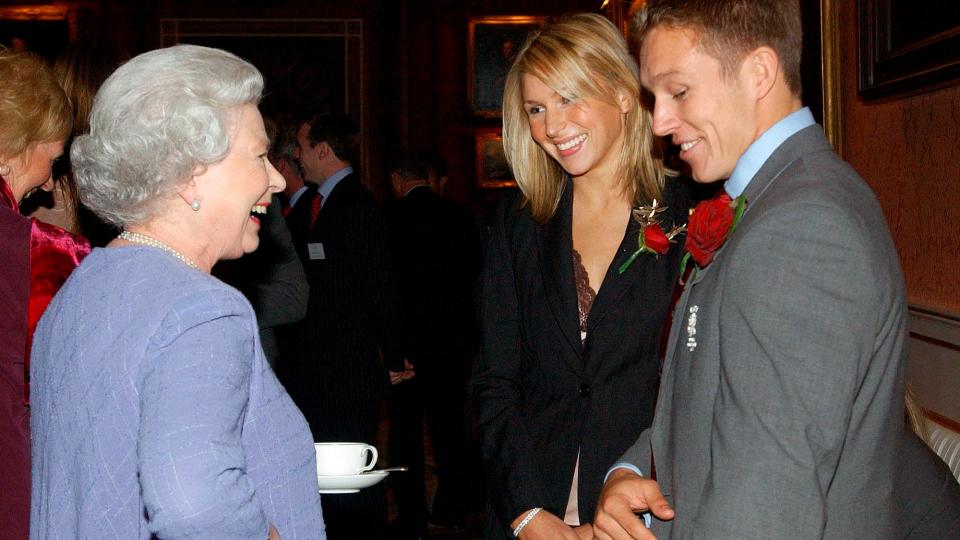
[900,429,960,538]
[352,196,405,372]
[251,197,308,329]
[473,195,552,528]
[693,198,902,536]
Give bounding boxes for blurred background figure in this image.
[30,44,324,538]
[277,112,400,538]
[385,153,484,539]
[22,37,128,247]
[0,48,87,540]
[214,115,309,369]
[272,118,320,268]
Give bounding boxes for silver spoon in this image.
[370,466,409,473]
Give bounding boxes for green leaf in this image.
[678,251,691,279]
[727,195,747,238]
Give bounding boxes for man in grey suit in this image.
[594,1,907,538]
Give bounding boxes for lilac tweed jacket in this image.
[30,247,325,539]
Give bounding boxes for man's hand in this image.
[593,468,674,540]
[511,509,582,540]
[268,523,280,540]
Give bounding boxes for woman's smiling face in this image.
[521,73,629,183]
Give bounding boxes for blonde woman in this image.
[0,48,87,539]
[473,13,689,540]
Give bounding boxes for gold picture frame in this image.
[467,16,545,117]
[475,128,515,188]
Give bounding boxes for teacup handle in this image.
[360,445,378,472]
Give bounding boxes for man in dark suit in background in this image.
[385,155,484,538]
[270,122,319,268]
[279,113,401,539]
[212,117,310,370]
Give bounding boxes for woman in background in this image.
[30,44,324,538]
[52,37,127,245]
[473,13,688,540]
[22,38,126,244]
[0,48,87,539]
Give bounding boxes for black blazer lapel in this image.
[536,181,582,359]
[586,217,639,336]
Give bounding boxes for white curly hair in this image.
[72,44,263,227]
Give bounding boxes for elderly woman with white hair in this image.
[29,45,325,539]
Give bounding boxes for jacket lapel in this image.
[310,174,353,240]
[537,181,582,359]
[689,125,830,285]
[585,217,639,335]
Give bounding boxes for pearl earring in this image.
[0,164,10,177]
[191,199,201,211]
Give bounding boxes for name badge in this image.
[308,242,326,260]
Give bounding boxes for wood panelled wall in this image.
[10,0,955,312]
[838,1,960,316]
[140,0,597,207]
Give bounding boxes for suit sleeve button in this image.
[578,383,591,397]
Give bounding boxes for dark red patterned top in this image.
[572,249,596,343]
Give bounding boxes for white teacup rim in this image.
[314,442,373,446]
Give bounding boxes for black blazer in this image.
[278,174,402,439]
[473,178,689,538]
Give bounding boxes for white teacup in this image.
[314,442,378,476]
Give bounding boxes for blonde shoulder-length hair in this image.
[502,12,665,224]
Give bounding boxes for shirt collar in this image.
[725,107,815,198]
[318,166,353,202]
[287,185,309,209]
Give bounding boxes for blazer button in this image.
[578,383,591,397]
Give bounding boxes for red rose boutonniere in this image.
[678,192,746,279]
[618,199,686,274]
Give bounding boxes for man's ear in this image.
[277,158,295,176]
[316,141,330,160]
[745,46,779,101]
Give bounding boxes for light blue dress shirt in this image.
[724,107,816,198]
[288,184,309,209]
[318,165,354,205]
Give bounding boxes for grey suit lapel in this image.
[687,125,830,286]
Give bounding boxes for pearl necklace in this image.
[119,230,199,270]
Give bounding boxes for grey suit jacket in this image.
[620,125,907,538]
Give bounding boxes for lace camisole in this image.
[565,249,597,526]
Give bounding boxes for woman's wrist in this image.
[511,507,543,538]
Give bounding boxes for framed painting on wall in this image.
[160,18,368,176]
[0,4,76,61]
[468,16,544,117]
[858,0,960,100]
[475,128,515,188]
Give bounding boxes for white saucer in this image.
[317,470,389,494]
